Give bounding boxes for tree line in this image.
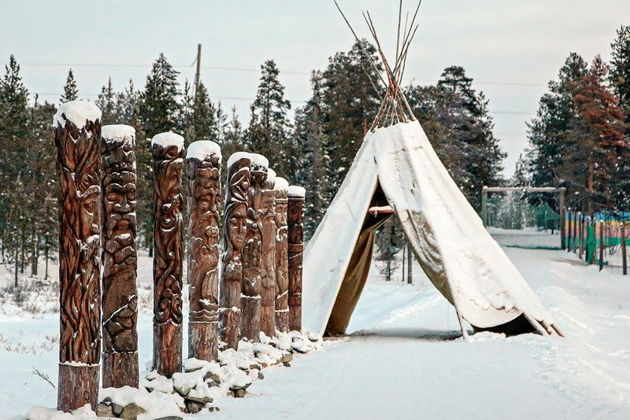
[524,25,630,215]
[0,39,505,284]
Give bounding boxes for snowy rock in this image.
[151,132,184,151]
[119,403,146,420]
[186,140,221,162]
[53,100,102,130]
[96,403,114,418]
[274,177,289,192]
[101,124,135,145]
[287,185,306,197]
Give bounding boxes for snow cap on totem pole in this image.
[227,151,252,167]
[151,131,184,151]
[102,124,136,146]
[266,168,277,185]
[274,177,289,192]
[53,100,102,130]
[187,140,222,162]
[248,153,269,169]
[288,185,306,198]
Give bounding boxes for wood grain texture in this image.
[260,176,277,338]
[274,189,289,333]
[100,129,139,388]
[152,142,184,378]
[54,113,101,411]
[220,156,250,349]
[287,193,304,332]
[186,150,221,360]
[240,161,267,342]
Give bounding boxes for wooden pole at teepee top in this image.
[151,133,185,377]
[287,186,305,332]
[100,125,139,389]
[274,180,289,333]
[260,173,277,338]
[241,159,267,342]
[186,142,221,361]
[54,102,102,411]
[220,155,250,349]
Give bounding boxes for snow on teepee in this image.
[303,1,562,338]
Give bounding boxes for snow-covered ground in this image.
[1,231,629,419]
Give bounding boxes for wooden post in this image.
[100,125,139,388]
[274,178,289,333]
[559,188,566,250]
[622,222,627,276]
[241,154,268,342]
[151,132,185,378]
[287,186,305,332]
[481,187,488,226]
[220,153,250,349]
[566,212,572,253]
[573,212,579,253]
[578,212,583,259]
[54,101,102,411]
[407,242,413,284]
[260,169,277,338]
[186,141,221,361]
[599,220,604,271]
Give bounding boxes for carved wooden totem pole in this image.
[288,186,305,332]
[220,153,250,349]
[260,169,277,338]
[274,177,290,333]
[241,154,268,342]
[186,141,222,361]
[53,101,102,411]
[151,132,185,377]
[100,125,139,388]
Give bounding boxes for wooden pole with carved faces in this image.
[186,141,222,361]
[100,125,139,389]
[220,153,251,349]
[287,186,305,332]
[274,177,289,333]
[241,154,269,342]
[151,132,185,377]
[260,169,277,338]
[53,101,102,411]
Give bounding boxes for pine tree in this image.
[96,77,121,125]
[139,53,180,137]
[60,69,78,103]
[609,25,630,211]
[244,60,293,177]
[560,56,624,214]
[295,71,331,238]
[435,66,505,210]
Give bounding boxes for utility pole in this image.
[194,44,202,96]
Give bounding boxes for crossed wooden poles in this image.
[53,102,304,412]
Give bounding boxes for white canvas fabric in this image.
[303,121,558,337]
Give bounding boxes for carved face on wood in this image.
[227,203,247,252]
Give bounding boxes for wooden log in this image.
[241,154,268,342]
[287,186,305,332]
[578,212,583,260]
[566,212,572,253]
[622,222,627,276]
[100,125,139,389]
[54,101,102,411]
[260,170,277,338]
[274,178,289,333]
[573,212,578,253]
[220,154,250,349]
[186,141,222,361]
[151,133,185,377]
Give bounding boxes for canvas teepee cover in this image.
[302,5,561,338]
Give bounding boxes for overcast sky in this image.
[1,0,629,176]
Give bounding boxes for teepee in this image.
[302,2,562,338]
